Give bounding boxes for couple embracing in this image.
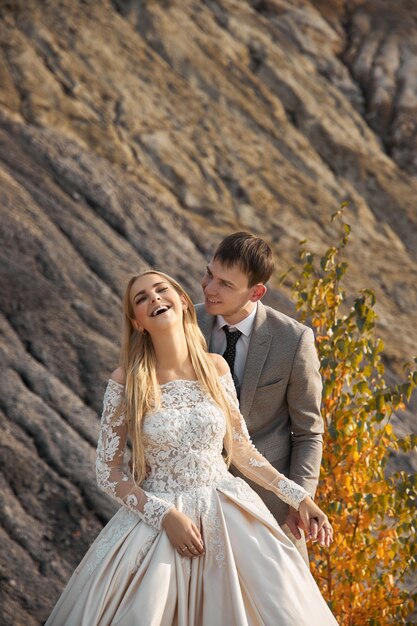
[46,232,338,625]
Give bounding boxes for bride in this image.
[46,270,338,625]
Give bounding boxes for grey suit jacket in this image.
[196,301,324,525]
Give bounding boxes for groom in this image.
[196,232,324,563]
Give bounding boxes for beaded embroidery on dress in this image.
[46,372,338,626]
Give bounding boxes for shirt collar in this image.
[215,302,258,337]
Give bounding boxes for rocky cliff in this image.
[0,1,416,623]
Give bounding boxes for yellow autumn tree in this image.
[284,207,417,625]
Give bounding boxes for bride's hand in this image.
[161,509,205,558]
[298,497,334,548]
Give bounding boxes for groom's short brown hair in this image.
[213,232,274,287]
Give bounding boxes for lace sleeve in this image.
[96,379,174,530]
[220,372,309,510]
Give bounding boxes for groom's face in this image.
[201,258,265,324]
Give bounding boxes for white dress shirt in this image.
[209,302,258,386]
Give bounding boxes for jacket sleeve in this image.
[287,327,324,498]
[221,373,309,510]
[96,379,174,530]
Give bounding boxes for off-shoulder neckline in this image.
[107,371,231,389]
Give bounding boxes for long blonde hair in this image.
[119,270,234,483]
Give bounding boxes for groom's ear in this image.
[250,284,267,302]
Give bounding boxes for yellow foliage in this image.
[288,211,417,625]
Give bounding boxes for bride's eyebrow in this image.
[133,281,167,300]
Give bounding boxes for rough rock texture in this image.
[0,1,416,623]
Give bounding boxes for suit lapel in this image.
[240,302,272,421]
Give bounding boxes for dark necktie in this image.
[222,326,242,384]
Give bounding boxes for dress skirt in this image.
[46,482,338,626]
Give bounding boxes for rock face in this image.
[0,1,416,623]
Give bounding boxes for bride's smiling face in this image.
[130,273,186,334]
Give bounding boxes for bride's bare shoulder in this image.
[208,353,230,376]
[110,367,126,385]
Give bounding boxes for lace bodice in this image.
[96,372,309,530]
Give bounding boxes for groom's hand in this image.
[285,507,303,540]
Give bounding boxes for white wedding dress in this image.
[46,372,338,625]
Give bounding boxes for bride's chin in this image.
[151,316,183,332]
